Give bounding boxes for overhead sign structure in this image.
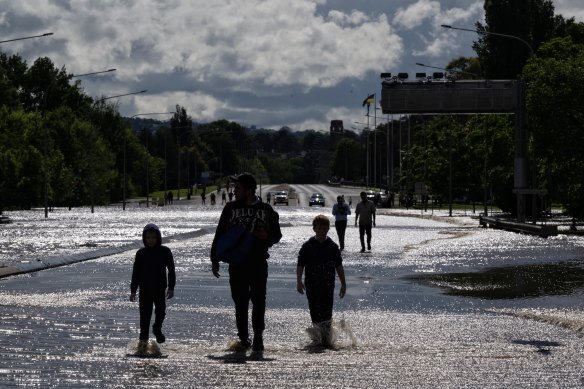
[380,78,533,223]
[380,79,517,114]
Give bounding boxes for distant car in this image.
[365,190,376,202]
[273,191,289,205]
[377,191,389,207]
[309,193,325,207]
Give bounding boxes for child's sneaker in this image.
[228,338,251,352]
[152,326,166,344]
[252,335,264,352]
[137,340,148,355]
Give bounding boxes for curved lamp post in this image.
[441,24,535,222]
[441,24,533,56]
[0,32,53,44]
[43,68,118,218]
[92,90,148,211]
[128,112,173,208]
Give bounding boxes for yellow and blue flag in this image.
[362,93,375,107]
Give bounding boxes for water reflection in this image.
[407,261,584,299]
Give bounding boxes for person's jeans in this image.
[228,259,268,340]
[138,288,166,340]
[359,224,372,249]
[335,220,347,249]
[306,282,334,324]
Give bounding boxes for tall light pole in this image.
[70,69,117,79]
[3,31,54,218]
[68,68,118,214]
[441,24,533,56]
[126,111,172,209]
[354,123,370,188]
[95,90,147,211]
[441,24,534,222]
[0,32,53,44]
[43,70,119,217]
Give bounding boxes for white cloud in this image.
[18,0,402,90]
[393,0,441,29]
[0,0,514,130]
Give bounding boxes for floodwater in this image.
[1,200,584,388]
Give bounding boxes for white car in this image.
[273,191,289,205]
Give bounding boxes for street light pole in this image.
[44,68,118,218]
[127,111,173,209]
[353,123,370,188]
[68,68,118,214]
[3,31,54,218]
[70,69,117,78]
[95,90,147,211]
[441,24,534,56]
[0,32,53,44]
[441,24,534,222]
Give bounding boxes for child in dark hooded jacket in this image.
[130,224,175,349]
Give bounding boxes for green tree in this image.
[474,0,556,78]
[523,36,584,218]
[330,138,362,181]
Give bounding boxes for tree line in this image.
[330,0,584,219]
[1,0,584,220]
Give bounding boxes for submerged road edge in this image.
[0,227,215,279]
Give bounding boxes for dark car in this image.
[309,193,325,206]
[365,190,376,202]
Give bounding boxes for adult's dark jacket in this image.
[210,198,282,264]
[131,224,176,293]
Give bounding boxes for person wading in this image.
[210,173,282,352]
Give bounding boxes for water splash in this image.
[127,339,162,357]
[304,319,357,349]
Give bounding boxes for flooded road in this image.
[1,198,584,387]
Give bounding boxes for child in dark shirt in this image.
[297,215,346,347]
[130,224,176,353]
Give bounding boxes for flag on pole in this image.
[362,93,375,107]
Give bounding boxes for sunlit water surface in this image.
[1,204,584,387]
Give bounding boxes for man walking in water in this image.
[332,195,351,251]
[210,173,282,353]
[355,191,376,253]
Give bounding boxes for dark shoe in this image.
[367,244,371,250]
[252,336,264,352]
[230,338,251,352]
[152,326,166,344]
[360,248,365,253]
[137,340,148,355]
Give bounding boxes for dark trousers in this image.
[228,260,268,340]
[138,288,166,340]
[359,224,372,249]
[306,282,334,324]
[334,220,347,249]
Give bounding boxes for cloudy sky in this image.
[1,0,583,131]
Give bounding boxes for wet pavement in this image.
[1,187,584,388]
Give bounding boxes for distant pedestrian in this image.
[167,191,173,205]
[297,215,346,347]
[210,192,216,205]
[332,195,351,251]
[228,191,234,202]
[355,191,376,253]
[222,191,227,205]
[348,196,352,208]
[201,191,206,205]
[266,192,271,204]
[130,224,175,354]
